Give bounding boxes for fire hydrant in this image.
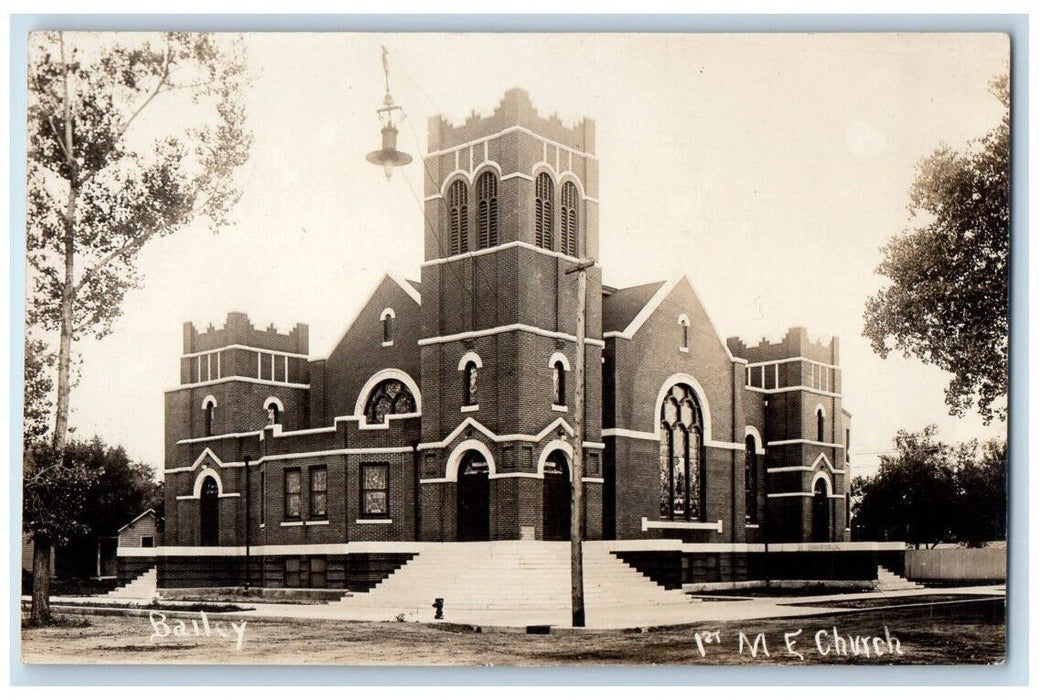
[432,597,444,620]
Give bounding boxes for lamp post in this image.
[365,46,412,179]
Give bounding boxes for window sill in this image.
[641,517,723,533]
[679,346,689,353]
[381,341,394,347]
[280,521,304,527]
[461,404,479,413]
[551,404,568,413]
[357,518,392,524]
[745,523,760,529]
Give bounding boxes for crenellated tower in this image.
[417,88,605,541]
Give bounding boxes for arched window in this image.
[678,315,690,350]
[560,181,579,257]
[463,361,478,406]
[553,360,566,406]
[202,397,217,437]
[264,397,282,426]
[476,172,499,249]
[200,476,219,546]
[745,435,758,524]
[448,179,469,255]
[817,407,825,442]
[535,172,554,249]
[659,384,705,521]
[364,379,417,424]
[380,308,395,345]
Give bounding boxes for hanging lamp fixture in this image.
[365,46,413,180]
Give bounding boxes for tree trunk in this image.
[29,534,53,625]
[52,30,76,456]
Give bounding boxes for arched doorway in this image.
[812,477,831,542]
[457,452,490,541]
[200,476,219,546]
[542,450,571,541]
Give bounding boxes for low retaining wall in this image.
[905,548,1006,582]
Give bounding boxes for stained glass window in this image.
[362,464,389,517]
[363,379,417,424]
[659,384,705,521]
[284,468,301,520]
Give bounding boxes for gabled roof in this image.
[117,509,157,533]
[602,280,667,334]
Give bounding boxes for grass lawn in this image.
[21,598,1004,666]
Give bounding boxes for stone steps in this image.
[105,567,157,600]
[876,564,923,591]
[328,542,697,623]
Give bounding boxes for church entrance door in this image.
[811,479,831,542]
[542,450,571,541]
[457,452,490,541]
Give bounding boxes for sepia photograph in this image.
[18,29,1011,668]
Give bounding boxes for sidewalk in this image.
[24,583,1005,631]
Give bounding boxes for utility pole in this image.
[565,257,595,627]
[244,455,251,591]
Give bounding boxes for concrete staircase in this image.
[875,564,923,591]
[327,542,698,626]
[105,567,157,600]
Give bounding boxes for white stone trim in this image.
[182,344,308,360]
[641,517,723,533]
[812,470,834,496]
[305,520,330,526]
[653,372,714,442]
[381,340,394,348]
[182,467,224,499]
[263,396,285,413]
[583,441,606,450]
[548,351,571,371]
[418,321,604,348]
[280,521,304,527]
[582,477,605,484]
[768,492,814,498]
[420,239,594,269]
[814,402,827,418]
[177,430,262,446]
[536,439,573,477]
[551,404,568,413]
[426,124,597,162]
[601,427,657,441]
[443,439,497,482]
[767,466,813,473]
[744,426,765,454]
[458,351,484,370]
[356,519,392,524]
[167,376,310,393]
[273,426,336,438]
[352,368,423,422]
[380,307,396,320]
[745,356,839,370]
[746,385,841,398]
[460,404,480,413]
[417,416,575,451]
[164,445,416,474]
[201,394,218,409]
[768,439,845,449]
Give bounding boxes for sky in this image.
[35,32,1010,476]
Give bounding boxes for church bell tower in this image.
[416,88,604,542]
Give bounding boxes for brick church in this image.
[147,89,854,590]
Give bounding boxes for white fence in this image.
[905,546,1006,581]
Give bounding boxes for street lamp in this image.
[365,46,412,180]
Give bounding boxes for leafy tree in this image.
[863,75,1009,423]
[23,336,54,448]
[56,438,162,578]
[852,426,1007,548]
[953,438,1007,546]
[24,31,251,623]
